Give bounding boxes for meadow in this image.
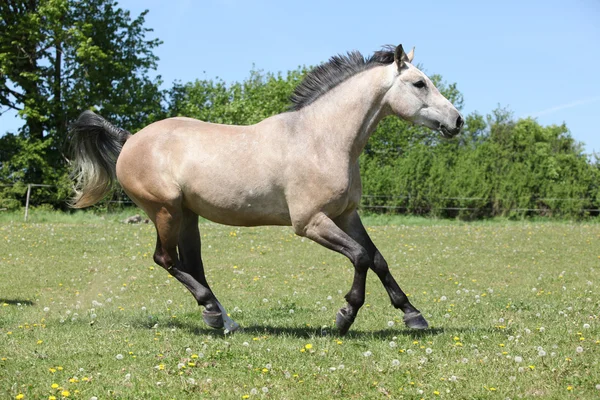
[0,211,599,399]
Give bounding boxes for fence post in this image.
[24,184,32,222]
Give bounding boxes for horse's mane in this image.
[289,46,396,111]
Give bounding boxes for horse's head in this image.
[383,45,463,138]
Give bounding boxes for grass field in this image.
[1,211,599,399]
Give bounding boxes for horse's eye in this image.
[413,80,426,89]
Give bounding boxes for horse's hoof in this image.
[202,310,224,329]
[335,309,356,336]
[403,312,429,330]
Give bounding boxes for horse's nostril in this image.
[456,115,464,129]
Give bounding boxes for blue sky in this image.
[2,0,599,153]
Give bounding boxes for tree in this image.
[0,0,163,206]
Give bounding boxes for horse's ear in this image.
[406,46,415,63]
[394,44,406,70]
[394,44,412,71]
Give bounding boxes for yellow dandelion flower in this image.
[15,395,24,400]
[191,354,199,359]
[37,340,43,344]
[158,364,165,370]
[242,395,249,399]
[567,386,573,391]
[188,362,196,367]
[305,344,313,350]
[49,368,56,373]
[49,396,57,400]
[61,391,70,397]
[51,383,59,389]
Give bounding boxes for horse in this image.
[70,44,463,334]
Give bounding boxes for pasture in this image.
[0,212,599,399]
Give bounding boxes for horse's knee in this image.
[371,251,389,275]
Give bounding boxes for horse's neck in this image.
[296,67,390,163]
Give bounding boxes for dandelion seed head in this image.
[392,359,400,366]
[426,348,433,354]
[538,350,546,357]
[389,341,397,348]
[363,351,372,357]
[576,346,584,353]
[440,296,447,301]
[583,324,590,329]
[116,354,124,360]
[262,298,268,303]
[250,388,258,395]
[514,356,523,363]
[387,320,394,327]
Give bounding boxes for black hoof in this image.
[403,312,429,330]
[335,309,356,336]
[202,310,224,329]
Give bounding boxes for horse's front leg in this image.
[297,212,371,335]
[334,210,428,330]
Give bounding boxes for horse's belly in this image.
[182,189,292,227]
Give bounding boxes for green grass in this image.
[1,212,599,399]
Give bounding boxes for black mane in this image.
[289,46,396,111]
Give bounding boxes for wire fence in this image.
[2,184,599,218]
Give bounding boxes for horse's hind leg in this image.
[178,208,239,332]
[152,206,239,331]
[336,211,428,330]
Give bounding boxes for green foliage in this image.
[168,68,305,125]
[0,0,163,206]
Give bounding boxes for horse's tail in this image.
[69,110,132,208]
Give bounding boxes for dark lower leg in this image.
[153,236,220,313]
[372,251,419,314]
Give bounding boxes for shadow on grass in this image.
[0,298,35,306]
[156,318,493,339]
